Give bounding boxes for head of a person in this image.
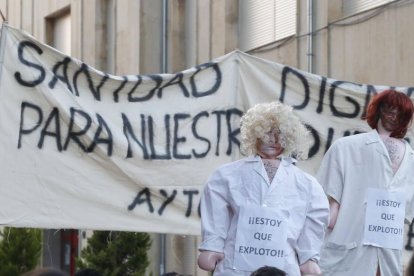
[240,101,310,160]
[75,268,102,276]
[250,265,286,276]
[366,89,414,138]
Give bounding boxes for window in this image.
[342,0,397,18]
[239,0,296,51]
[46,8,71,55]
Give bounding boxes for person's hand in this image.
[299,259,321,275]
[197,250,224,271]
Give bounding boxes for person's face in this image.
[256,129,284,159]
[379,105,401,132]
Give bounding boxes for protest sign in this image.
[363,188,405,250]
[234,206,287,271]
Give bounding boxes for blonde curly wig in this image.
[240,101,311,160]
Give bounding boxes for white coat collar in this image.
[365,129,381,145]
[249,155,294,186]
[364,129,414,152]
[365,129,393,159]
[246,155,296,165]
[365,129,414,168]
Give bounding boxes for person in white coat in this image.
[197,101,329,276]
[317,89,414,276]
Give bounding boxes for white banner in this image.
[0,24,413,234]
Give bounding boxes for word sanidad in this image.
[14,40,222,103]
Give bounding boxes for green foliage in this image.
[0,227,42,275]
[77,231,151,276]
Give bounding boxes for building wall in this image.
[1,0,414,275]
[3,1,414,96]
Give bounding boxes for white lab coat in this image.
[199,156,329,276]
[317,130,414,276]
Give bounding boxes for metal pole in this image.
[159,0,169,275]
[307,0,313,73]
[162,0,169,73]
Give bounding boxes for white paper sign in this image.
[233,206,287,272]
[363,188,405,250]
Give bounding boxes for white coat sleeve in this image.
[316,141,344,203]
[296,176,330,265]
[198,168,231,253]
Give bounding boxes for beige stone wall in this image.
[326,2,414,87]
[3,1,414,84]
[2,0,414,275]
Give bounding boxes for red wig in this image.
[365,89,414,138]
